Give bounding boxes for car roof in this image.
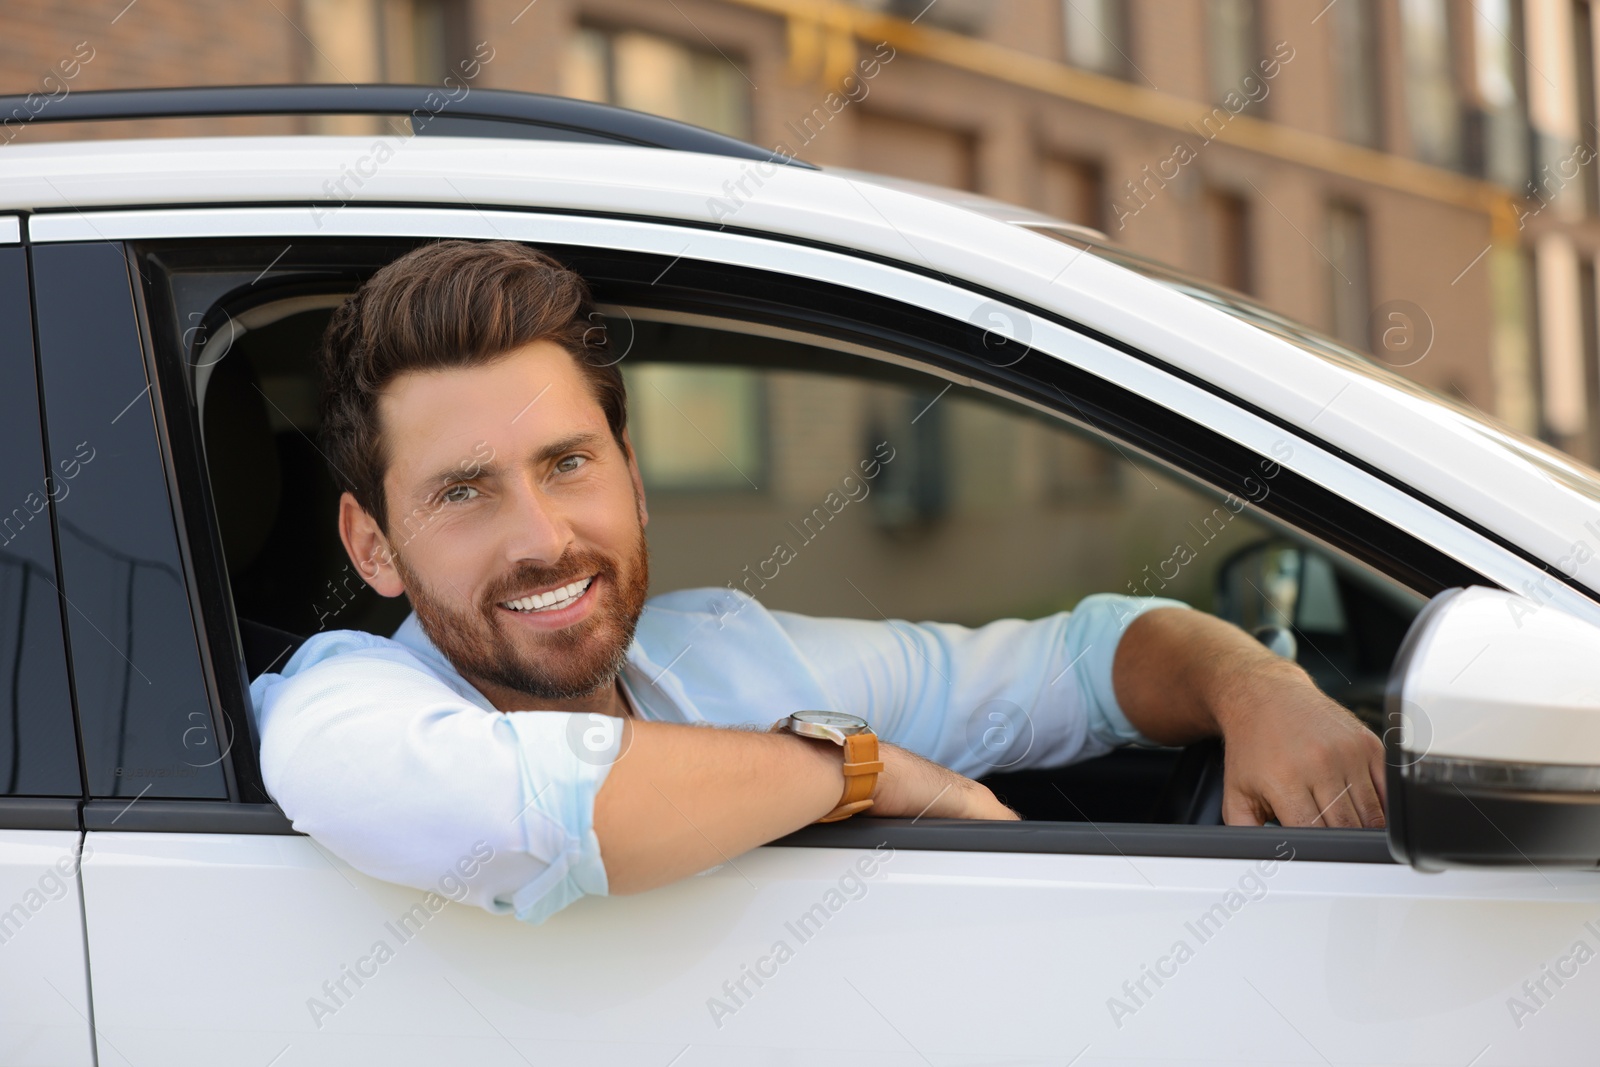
[4,131,1598,597]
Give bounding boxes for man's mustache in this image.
[483,554,614,607]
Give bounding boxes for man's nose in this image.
[500,478,574,565]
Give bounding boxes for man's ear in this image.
[621,428,648,529]
[338,491,406,597]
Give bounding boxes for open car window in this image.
[130,235,1455,838]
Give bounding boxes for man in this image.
[251,240,1386,925]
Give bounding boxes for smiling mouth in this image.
[498,575,595,614]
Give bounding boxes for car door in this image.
[0,219,95,1066]
[46,204,1599,1067]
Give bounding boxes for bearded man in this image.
[250,240,1386,924]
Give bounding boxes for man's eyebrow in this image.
[414,432,606,496]
[533,431,607,465]
[417,458,498,496]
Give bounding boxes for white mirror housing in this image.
[1386,586,1600,871]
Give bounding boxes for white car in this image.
[2,85,1598,1066]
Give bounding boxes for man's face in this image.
[347,340,649,704]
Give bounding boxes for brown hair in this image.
[318,239,627,532]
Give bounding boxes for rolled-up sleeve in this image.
[772,592,1192,777]
[249,634,617,925]
[1067,592,1192,748]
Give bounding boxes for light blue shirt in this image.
[249,587,1189,924]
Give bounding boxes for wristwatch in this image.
[772,711,883,823]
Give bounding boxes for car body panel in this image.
[79,831,1595,1065]
[0,830,94,1067]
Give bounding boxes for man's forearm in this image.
[594,720,1019,894]
[594,720,842,894]
[1111,607,1307,745]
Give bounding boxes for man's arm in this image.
[594,721,1016,894]
[1112,607,1387,828]
[252,632,1014,924]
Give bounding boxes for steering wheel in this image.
[1153,739,1226,824]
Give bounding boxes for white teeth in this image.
[502,576,593,613]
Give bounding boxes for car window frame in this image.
[26,236,244,827]
[32,203,1579,614]
[0,217,82,831]
[45,204,1565,864]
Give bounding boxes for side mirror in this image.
[1385,586,1600,871]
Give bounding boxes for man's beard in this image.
[394,523,650,702]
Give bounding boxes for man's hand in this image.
[1114,607,1387,829]
[872,742,1020,822]
[1210,659,1386,828]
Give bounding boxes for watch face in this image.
[791,710,868,730]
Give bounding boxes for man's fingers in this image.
[1368,740,1389,811]
[1221,783,1266,827]
[1343,728,1388,827]
[1351,774,1386,829]
[1219,718,1394,829]
[1310,781,1363,828]
[1260,784,1320,828]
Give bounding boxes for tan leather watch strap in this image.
[818,731,883,823]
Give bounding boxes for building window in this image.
[393,0,470,83]
[1489,243,1542,435]
[1327,201,1372,351]
[1200,188,1252,294]
[624,364,766,493]
[1206,0,1262,112]
[1574,0,1599,214]
[1474,0,1521,114]
[1040,157,1105,232]
[1330,0,1383,147]
[302,0,468,132]
[1469,0,1531,189]
[1401,0,1463,168]
[857,0,989,34]
[1534,237,1589,451]
[562,26,752,140]
[301,0,467,83]
[1063,0,1129,79]
[1579,256,1600,462]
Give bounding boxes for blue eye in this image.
[441,485,479,504]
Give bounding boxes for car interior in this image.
[147,237,1428,828]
